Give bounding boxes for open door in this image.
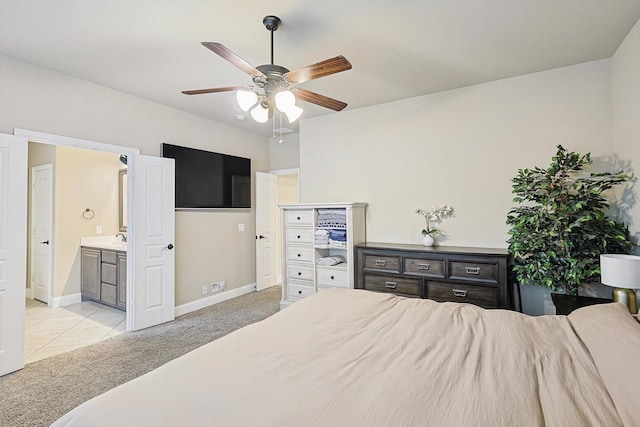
[31,164,53,304]
[255,172,276,291]
[0,133,28,376]
[129,154,175,331]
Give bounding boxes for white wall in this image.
[269,132,300,171]
[612,19,640,251]
[612,20,640,304]
[301,60,612,247]
[300,59,613,315]
[0,54,270,306]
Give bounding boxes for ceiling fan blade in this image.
[285,56,352,84]
[182,86,247,95]
[294,88,347,111]
[201,42,265,79]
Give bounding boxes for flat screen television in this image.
[162,143,251,209]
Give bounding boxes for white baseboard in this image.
[174,283,257,317]
[26,287,34,299]
[50,293,81,308]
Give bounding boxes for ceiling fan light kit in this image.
[236,90,258,111]
[250,102,269,123]
[182,15,352,124]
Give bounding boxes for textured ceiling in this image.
[1,0,639,136]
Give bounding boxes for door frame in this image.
[269,168,300,287]
[15,129,139,330]
[30,163,53,304]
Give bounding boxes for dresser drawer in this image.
[287,263,314,281]
[285,210,314,226]
[286,246,314,263]
[285,228,314,245]
[287,282,314,299]
[449,260,499,284]
[101,250,117,264]
[363,254,400,273]
[317,267,349,288]
[404,257,445,278]
[427,281,498,308]
[101,263,117,285]
[101,283,117,306]
[363,274,422,297]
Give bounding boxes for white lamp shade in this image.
[600,254,640,289]
[275,90,295,112]
[284,104,303,123]
[236,90,258,112]
[250,103,269,123]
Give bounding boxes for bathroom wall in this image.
[27,143,121,301]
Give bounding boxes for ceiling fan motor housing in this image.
[255,64,291,94]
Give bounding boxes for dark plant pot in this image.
[551,293,612,315]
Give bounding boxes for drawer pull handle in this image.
[465,267,480,275]
[453,289,468,298]
[330,276,335,280]
[298,290,302,295]
[297,253,301,257]
[297,216,301,220]
[375,260,387,267]
[297,272,302,276]
[385,281,398,289]
[417,263,430,270]
[297,235,301,239]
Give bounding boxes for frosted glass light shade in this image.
[284,104,303,123]
[250,103,269,123]
[275,90,295,112]
[236,90,258,111]
[600,254,640,289]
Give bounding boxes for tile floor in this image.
[25,298,126,364]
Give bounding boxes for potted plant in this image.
[506,145,630,313]
[416,205,454,246]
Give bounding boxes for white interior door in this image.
[255,172,276,291]
[31,164,53,304]
[0,133,28,376]
[129,154,175,331]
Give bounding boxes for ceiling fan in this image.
[182,15,352,124]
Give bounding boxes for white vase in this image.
[422,234,435,247]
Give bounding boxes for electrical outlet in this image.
[202,285,208,295]
[238,223,245,232]
[219,281,225,291]
[211,283,220,293]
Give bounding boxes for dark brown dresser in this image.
[355,243,513,310]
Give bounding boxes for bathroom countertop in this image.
[81,236,127,251]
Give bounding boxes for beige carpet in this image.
[0,286,281,427]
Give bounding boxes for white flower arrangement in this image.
[415,205,455,236]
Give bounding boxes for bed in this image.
[52,288,640,427]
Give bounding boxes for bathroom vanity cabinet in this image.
[81,246,126,310]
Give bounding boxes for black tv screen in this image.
[162,143,251,209]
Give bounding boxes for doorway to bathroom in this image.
[25,143,129,363]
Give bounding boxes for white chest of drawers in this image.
[279,203,366,309]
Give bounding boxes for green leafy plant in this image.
[506,145,630,296]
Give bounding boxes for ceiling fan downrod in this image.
[263,15,281,65]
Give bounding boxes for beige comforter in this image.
[52,289,640,427]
